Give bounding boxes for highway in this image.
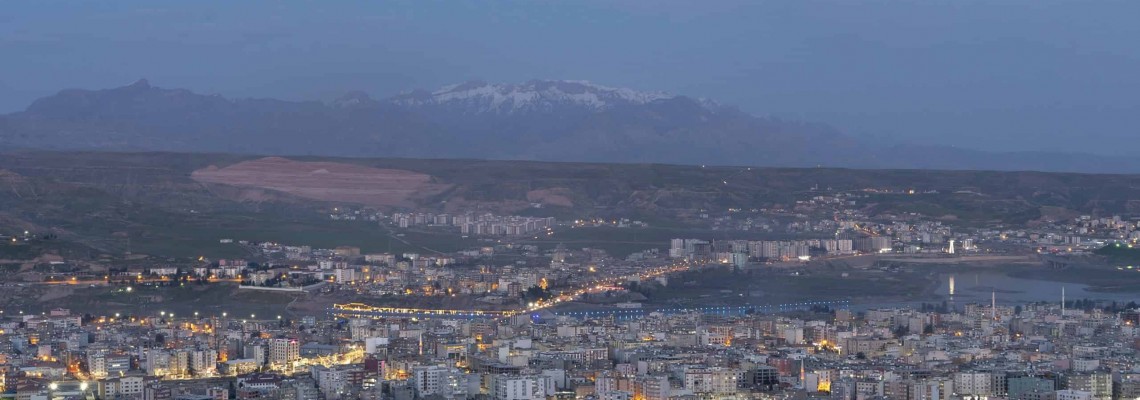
[37,276,243,285]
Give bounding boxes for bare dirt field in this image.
[526,188,575,207]
[191,157,450,207]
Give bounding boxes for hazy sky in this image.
[3,1,1139,155]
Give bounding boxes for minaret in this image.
[800,359,806,384]
[949,276,955,297]
[991,291,997,321]
[1061,286,1065,315]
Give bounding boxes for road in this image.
[37,277,243,285]
[331,260,694,319]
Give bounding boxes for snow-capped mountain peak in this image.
[390,80,675,114]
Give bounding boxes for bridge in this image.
[1039,254,1093,270]
[329,300,851,321]
[553,300,851,320]
[329,303,515,320]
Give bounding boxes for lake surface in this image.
[840,272,1140,312]
[934,272,1137,303]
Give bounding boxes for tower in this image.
[949,276,955,297]
[991,291,996,321]
[1059,286,1067,338]
[948,240,956,254]
[799,359,805,385]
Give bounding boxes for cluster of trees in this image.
[1094,243,1140,264]
[808,305,833,314]
[622,280,666,300]
[523,286,552,301]
[243,274,320,288]
[891,324,936,338]
[1066,299,1140,312]
[1105,301,1140,312]
[918,301,952,314]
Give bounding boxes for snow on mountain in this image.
[331,91,376,108]
[390,80,675,114]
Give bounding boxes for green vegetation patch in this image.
[1094,243,1140,265]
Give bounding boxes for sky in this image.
[2,1,1139,155]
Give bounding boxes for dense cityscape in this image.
[2,270,1138,400]
[3,199,1140,400]
[4,2,1140,400]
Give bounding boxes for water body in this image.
[839,272,1139,312]
[936,272,1136,304]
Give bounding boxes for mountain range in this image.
[0,79,1130,173]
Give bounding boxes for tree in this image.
[1014,305,1023,315]
[892,325,910,338]
[923,324,934,334]
[523,286,551,301]
[855,352,866,360]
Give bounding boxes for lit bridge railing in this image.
[554,300,851,320]
[328,300,850,321]
[329,303,515,320]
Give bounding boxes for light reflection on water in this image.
[934,272,1133,302]
[848,272,1137,311]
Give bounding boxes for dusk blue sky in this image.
[3,1,1139,155]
